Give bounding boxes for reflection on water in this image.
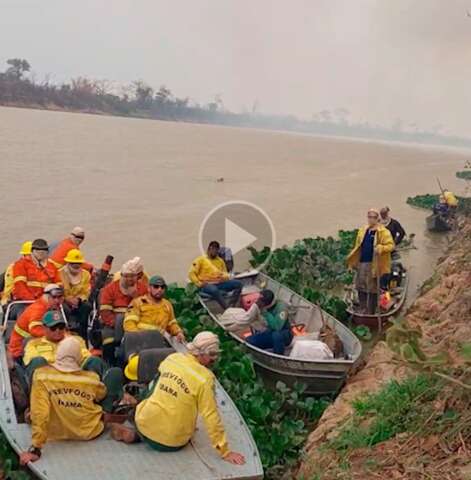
[0,106,467,295]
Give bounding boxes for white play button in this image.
[225,218,257,255]
[199,200,276,271]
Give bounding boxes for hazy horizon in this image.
[1,0,471,136]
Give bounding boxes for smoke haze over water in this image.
[1,0,471,136]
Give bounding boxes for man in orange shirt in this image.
[11,239,61,320]
[50,227,93,272]
[8,284,65,360]
[99,258,148,363]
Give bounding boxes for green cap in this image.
[43,310,66,328]
[149,275,166,287]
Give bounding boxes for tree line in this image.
[1,58,470,149]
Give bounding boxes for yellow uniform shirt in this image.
[23,334,91,366]
[30,365,106,449]
[60,268,91,301]
[188,255,229,287]
[444,191,458,207]
[1,263,14,306]
[123,294,182,335]
[135,352,229,457]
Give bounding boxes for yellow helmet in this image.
[19,241,32,255]
[124,354,139,381]
[64,249,85,264]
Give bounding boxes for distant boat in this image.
[200,271,362,396]
[0,301,263,480]
[426,213,452,232]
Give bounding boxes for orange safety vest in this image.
[99,279,148,328]
[8,297,49,359]
[50,238,94,272]
[12,257,61,301]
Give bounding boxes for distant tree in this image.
[155,85,173,104]
[4,58,30,79]
[132,80,154,109]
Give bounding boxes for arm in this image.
[165,302,183,336]
[78,271,92,301]
[197,377,230,458]
[29,306,46,338]
[30,373,51,449]
[376,229,395,254]
[99,287,116,328]
[395,221,406,245]
[95,378,107,403]
[12,260,35,300]
[123,300,140,332]
[218,260,230,281]
[188,258,203,287]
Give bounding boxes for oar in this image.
[375,253,382,333]
[436,177,446,196]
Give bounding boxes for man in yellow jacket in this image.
[60,249,92,340]
[19,337,108,465]
[1,241,32,307]
[347,209,395,314]
[189,241,242,309]
[23,310,107,383]
[111,331,245,466]
[123,275,185,342]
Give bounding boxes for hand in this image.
[67,297,79,308]
[375,246,383,254]
[175,332,186,343]
[224,451,246,465]
[20,451,40,465]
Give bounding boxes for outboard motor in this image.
[390,261,405,289]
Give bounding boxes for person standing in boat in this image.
[189,241,242,309]
[19,337,123,465]
[246,289,292,355]
[60,249,92,341]
[380,207,406,245]
[111,331,246,466]
[347,209,395,314]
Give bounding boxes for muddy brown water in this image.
[0,106,468,299]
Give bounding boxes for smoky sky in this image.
[1,0,471,136]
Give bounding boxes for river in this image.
[0,106,468,296]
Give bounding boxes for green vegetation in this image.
[167,285,330,478]
[407,193,470,213]
[456,170,471,180]
[0,431,30,479]
[328,374,441,452]
[248,230,357,322]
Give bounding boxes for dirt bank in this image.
[297,217,471,480]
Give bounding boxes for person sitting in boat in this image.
[347,209,395,315]
[49,226,93,272]
[10,239,62,319]
[99,258,148,363]
[245,290,293,355]
[8,284,65,361]
[111,331,246,466]
[1,241,32,308]
[60,249,92,341]
[112,256,149,284]
[19,337,123,465]
[380,207,406,245]
[123,275,185,342]
[189,241,242,309]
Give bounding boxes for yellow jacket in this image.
[1,263,14,306]
[135,352,229,457]
[347,225,395,276]
[30,365,106,449]
[189,255,229,287]
[444,191,458,207]
[123,295,182,335]
[24,334,91,366]
[60,268,91,302]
